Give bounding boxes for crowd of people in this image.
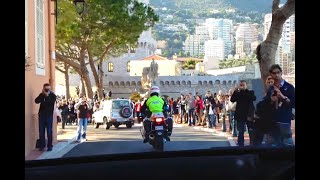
[55,94,94,143]
[35,64,294,151]
[132,64,295,147]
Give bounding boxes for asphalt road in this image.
[62,123,230,158]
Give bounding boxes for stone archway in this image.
[170,81,175,85]
[109,81,113,87]
[160,81,164,86]
[131,81,136,86]
[187,81,191,87]
[114,81,119,87]
[125,81,130,87]
[215,80,220,84]
[203,81,208,86]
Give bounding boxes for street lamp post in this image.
[73,0,87,15]
[52,0,87,24]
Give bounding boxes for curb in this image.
[37,136,77,160]
[192,126,237,147]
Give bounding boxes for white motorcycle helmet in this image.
[149,86,160,95]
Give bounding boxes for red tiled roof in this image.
[142,55,168,60]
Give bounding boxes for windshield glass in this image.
[25,0,295,161]
[112,100,130,109]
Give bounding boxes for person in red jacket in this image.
[135,99,143,123]
[195,95,204,126]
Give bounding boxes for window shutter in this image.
[35,0,45,70]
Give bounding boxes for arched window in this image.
[127,61,130,72]
[108,62,113,72]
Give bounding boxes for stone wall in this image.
[104,75,241,98]
[55,64,257,98]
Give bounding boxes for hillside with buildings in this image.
[149,0,285,58]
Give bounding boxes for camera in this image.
[272,91,277,96]
[269,86,277,96]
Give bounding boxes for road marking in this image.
[192,126,237,146]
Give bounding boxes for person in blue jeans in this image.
[226,90,238,137]
[204,91,216,128]
[268,64,295,146]
[230,80,256,146]
[228,111,237,137]
[186,93,196,126]
[35,83,57,151]
[207,103,216,128]
[74,97,92,143]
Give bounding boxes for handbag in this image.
[35,139,41,148]
[57,116,61,123]
[230,102,237,112]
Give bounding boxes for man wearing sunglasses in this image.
[35,83,57,151]
[231,80,256,146]
[268,64,295,146]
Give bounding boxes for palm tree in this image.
[226,59,234,68]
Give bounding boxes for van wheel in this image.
[94,122,99,129]
[114,123,120,128]
[126,123,132,128]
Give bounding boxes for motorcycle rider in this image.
[141,86,173,143]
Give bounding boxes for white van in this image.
[92,99,134,129]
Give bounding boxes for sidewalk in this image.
[190,115,295,146]
[25,124,77,160]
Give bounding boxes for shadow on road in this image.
[62,140,230,158]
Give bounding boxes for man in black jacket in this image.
[35,83,57,151]
[231,80,256,146]
[204,91,216,128]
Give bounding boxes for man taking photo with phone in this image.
[35,83,57,151]
[74,97,92,143]
[230,80,256,146]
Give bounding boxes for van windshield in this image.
[112,100,130,109]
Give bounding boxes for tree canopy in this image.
[56,0,159,98]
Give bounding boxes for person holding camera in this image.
[252,76,278,146]
[58,100,69,129]
[186,93,196,126]
[230,80,256,146]
[179,95,187,124]
[74,97,92,143]
[226,89,238,137]
[195,95,204,126]
[35,83,57,151]
[268,64,295,146]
